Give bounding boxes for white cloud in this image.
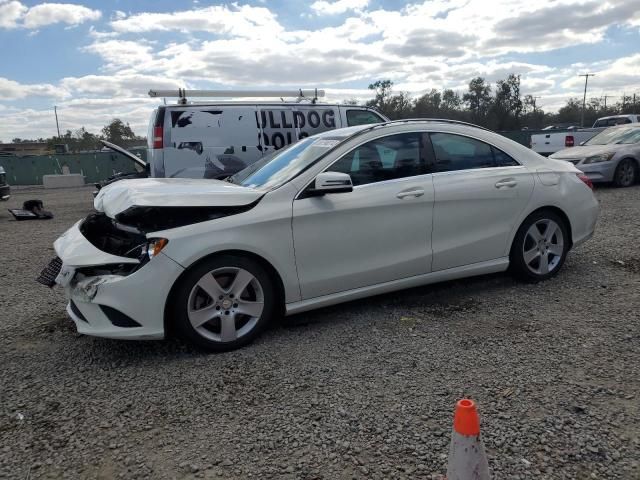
[2,0,640,139]
[83,39,156,70]
[0,1,100,29]
[310,0,369,15]
[0,0,27,28]
[110,4,283,38]
[0,76,63,98]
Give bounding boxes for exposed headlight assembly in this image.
[583,152,615,164]
[143,238,169,260]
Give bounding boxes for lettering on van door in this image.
[257,108,336,151]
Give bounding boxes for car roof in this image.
[597,114,636,120]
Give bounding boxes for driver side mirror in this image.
[306,172,353,196]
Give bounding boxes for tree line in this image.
[8,118,145,152]
[357,77,639,131]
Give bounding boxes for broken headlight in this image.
[142,238,169,260]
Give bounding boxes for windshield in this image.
[229,127,369,189]
[585,126,640,146]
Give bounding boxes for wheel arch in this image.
[163,249,287,337]
[619,155,640,172]
[512,205,573,251]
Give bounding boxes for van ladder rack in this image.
[148,88,326,105]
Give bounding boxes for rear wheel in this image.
[510,210,569,282]
[171,255,275,351]
[613,159,637,188]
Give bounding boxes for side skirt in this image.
[285,258,509,315]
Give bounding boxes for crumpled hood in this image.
[94,178,263,218]
[550,144,617,159]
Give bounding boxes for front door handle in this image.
[396,188,425,199]
[495,179,517,189]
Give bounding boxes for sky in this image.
[0,0,639,140]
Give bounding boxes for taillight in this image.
[577,173,593,189]
[565,135,574,147]
[153,126,163,149]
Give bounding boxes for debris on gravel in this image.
[0,185,638,479]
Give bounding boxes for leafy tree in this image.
[463,77,492,120]
[491,74,523,130]
[414,89,442,117]
[441,89,462,112]
[101,118,138,144]
[366,80,394,113]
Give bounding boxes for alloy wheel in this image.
[616,160,636,187]
[522,219,564,275]
[187,267,264,343]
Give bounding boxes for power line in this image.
[579,73,596,127]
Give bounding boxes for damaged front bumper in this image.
[51,220,184,340]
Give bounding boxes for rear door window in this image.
[346,109,385,126]
[429,133,518,172]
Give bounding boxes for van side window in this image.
[346,110,385,126]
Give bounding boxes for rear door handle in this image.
[495,179,517,188]
[396,188,425,199]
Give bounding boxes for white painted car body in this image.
[51,120,599,341]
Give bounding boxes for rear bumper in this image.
[569,192,599,249]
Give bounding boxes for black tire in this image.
[613,158,637,188]
[170,255,276,352]
[510,210,569,282]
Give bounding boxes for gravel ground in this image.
[0,185,639,480]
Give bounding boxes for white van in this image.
[146,90,388,179]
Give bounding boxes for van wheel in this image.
[171,255,275,351]
[510,210,569,282]
[613,159,637,188]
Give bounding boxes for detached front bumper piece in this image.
[0,184,10,201]
[49,220,184,340]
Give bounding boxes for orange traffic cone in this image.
[446,399,491,480]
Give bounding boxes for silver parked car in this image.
[549,124,640,187]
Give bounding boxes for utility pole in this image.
[54,106,61,139]
[579,73,595,127]
[532,96,541,113]
[602,95,612,109]
[634,94,637,114]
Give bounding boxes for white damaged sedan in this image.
[41,120,599,351]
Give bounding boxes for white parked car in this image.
[41,120,599,351]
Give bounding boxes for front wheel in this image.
[510,211,569,282]
[170,255,276,351]
[613,159,637,188]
